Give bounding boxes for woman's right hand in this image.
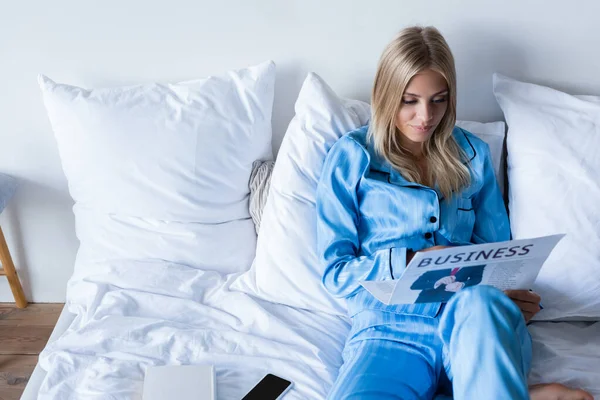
[407,245,454,264]
[420,245,454,253]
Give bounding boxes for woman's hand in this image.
[420,245,454,252]
[407,245,453,264]
[504,290,542,323]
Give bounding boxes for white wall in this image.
[1,0,599,302]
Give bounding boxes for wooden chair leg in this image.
[0,226,27,308]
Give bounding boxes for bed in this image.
[23,62,600,399]
[20,276,600,398]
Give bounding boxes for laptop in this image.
[143,365,216,400]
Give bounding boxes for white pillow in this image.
[40,61,275,274]
[232,73,507,314]
[494,73,600,320]
[454,120,506,196]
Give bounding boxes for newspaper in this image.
[359,234,564,305]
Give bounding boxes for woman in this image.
[316,26,593,400]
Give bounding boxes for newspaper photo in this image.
[359,234,564,305]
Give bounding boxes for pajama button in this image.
[424,232,432,239]
[429,216,437,223]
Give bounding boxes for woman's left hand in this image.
[503,290,542,323]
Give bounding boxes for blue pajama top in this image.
[316,125,510,319]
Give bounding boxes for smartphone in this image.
[241,373,293,400]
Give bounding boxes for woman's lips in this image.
[411,125,433,132]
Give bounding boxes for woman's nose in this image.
[417,103,433,122]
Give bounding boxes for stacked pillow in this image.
[39,62,276,281]
[43,59,597,322]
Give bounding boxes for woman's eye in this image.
[402,99,417,105]
[432,97,447,104]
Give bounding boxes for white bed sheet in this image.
[21,306,75,400]
[529,321,600,396]
[25,259,599,399]
[32,259,350,399]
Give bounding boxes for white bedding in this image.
[36,260,350,399]
[34,260,599,399]
[529,322,600,396]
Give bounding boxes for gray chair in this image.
[0,173,27,308]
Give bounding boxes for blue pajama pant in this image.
[328,286,532,399]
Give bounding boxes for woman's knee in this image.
[446,285,521,320]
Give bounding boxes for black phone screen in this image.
[241,374,292,400]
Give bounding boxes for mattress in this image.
[22,261,599,399]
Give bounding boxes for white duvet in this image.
[37,259,600,399]
[37,260,350,399]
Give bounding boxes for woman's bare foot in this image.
[529,383,594,400]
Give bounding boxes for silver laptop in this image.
[143,365,216,400]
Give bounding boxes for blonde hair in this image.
[369,26,470,199]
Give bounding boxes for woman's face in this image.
[395,69,449,151]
